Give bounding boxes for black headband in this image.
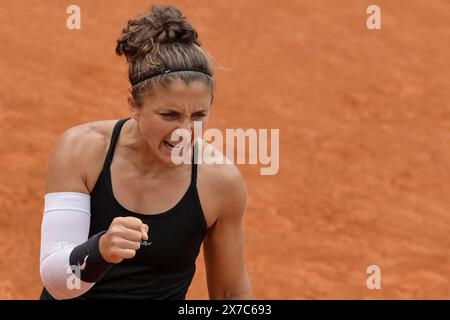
[131,68,212,86]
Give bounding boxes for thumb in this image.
[141,224,149,240]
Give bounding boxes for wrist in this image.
[99,233,112,264]
[69,231,114,283]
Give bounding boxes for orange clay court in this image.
[0,0,449,299]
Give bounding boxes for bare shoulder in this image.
[45,119,118,194]
[196,139,248,225]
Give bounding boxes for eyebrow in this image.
[156,108,208,114]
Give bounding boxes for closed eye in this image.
[192,112,206,119]
[158,111,207,120]
[159,112,179,119]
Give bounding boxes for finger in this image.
[115,248,136,259]
[141,224,149,240]
[116,238,141,251]
[120,216,143,230]
[120,228,143,242]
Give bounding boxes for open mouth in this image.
[163,140,189,151]
[163,140,175,149]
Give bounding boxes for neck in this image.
[120,118,191,176]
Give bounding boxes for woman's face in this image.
[129,79,213,166]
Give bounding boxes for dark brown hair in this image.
[116,5,215,107]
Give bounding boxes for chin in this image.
[158,142,190,167]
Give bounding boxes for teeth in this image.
[164,140,190,150]
[165,140,188,147]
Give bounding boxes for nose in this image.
[178,116,195,131]
[174,117,194,142]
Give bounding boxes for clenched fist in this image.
[99,216,149,264]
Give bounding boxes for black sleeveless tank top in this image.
[40,118,208,300]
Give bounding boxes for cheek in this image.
[141,118,176,142]
[197,117,209,131]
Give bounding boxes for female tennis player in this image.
[39,5,253,300]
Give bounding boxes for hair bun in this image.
[150,5,199,44]
[116,5,200,63]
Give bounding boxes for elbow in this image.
[40,259,74,300]
[209,281,254,300]
[40,251,93,300]
[40,265,68,300]
[40,267,64,300]
[210,289,254,300]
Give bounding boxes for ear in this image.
[128,95,140,121]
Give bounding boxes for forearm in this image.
[39,192,113,299]
[210,289,253,300]
[209,277,254,300]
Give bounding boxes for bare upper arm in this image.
[45,124,107,194]
[201,161,253,299]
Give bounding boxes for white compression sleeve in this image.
[40,192,95,300]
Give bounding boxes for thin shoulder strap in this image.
[104,118,130,168]
[190,140,198,186]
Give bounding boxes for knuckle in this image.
[110,237,118,247]
[113,217,122,224]
[110,248,118,257]
[110,226,119,235]
[129,230,140,240]
[129,216,142,226]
